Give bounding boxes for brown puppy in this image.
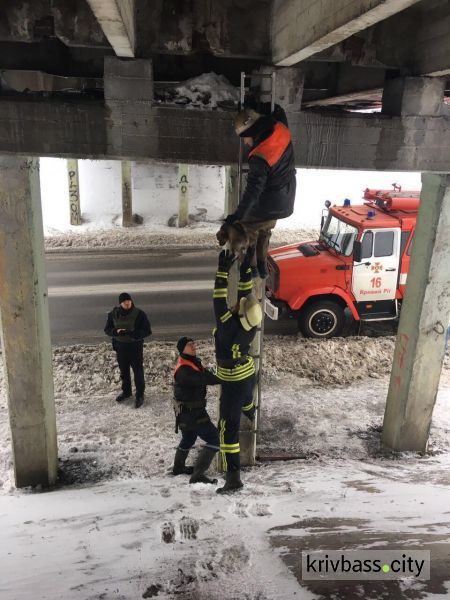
[216,221,249,262]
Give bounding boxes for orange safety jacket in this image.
[173,356,203,378]
[249,122,292,167]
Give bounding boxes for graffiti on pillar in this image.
[68,167,81,225]
[179,173,189,195]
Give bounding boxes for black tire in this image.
[299,300,345,339]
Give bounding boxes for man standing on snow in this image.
[213,248,262,493]
[172,337,221,484]
[104,292,151,408]
[219,104,296,278]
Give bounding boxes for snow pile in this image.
[44,227,317,250]
[155,72,239,110]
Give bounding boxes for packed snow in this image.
[1,336,450,599]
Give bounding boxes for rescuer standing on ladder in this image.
[213,248,262,493]
[220,104,296,278]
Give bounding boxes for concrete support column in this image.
[382,77,445,116]
[0,156,57,488]
[383,174,450,452]
[178,164,189,228]
[67,159,82,226]
[121,160,133,227]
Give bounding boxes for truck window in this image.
[374,231,394,257]
[361,231,373,259]
[400,231,410,256]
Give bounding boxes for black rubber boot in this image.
[134,394,144,408]
[189,447,218,484]
[172,448,194,476]
[116,391,132,402]
[216,470,243,494]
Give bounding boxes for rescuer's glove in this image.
[240,246,255,276]
[218,249,236,272]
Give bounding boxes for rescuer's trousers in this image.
[218,376,256,472]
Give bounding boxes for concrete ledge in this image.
[0,97,449,171]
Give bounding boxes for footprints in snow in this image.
[232,500,272,518]
[161,516,199,543]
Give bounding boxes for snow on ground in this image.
[1,337,450,598]
[43,225,317,250]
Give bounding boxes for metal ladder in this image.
[237,70,276,463]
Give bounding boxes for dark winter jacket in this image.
[104,305,152,350]
[173,354,219,409]
[235,108,296,221]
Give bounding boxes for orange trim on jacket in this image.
[174,356,203,378]
[248,122,291,167]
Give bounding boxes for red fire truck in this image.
[266,185,420,338]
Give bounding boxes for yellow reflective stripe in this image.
[216,271,229,278]
[217,369,255,382]
[220,443,240,450]
[220,311,232,323]
[220,447,240,454]
[217,357,254,374]
[213,291,228,298]
[231,343,241,359]
[238,282,253,290]
[242,402,254,411]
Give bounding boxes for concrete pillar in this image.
[178,164,189,228]
[382,174,450,452]
[121,160,133,227]
[0,156,57,488]
[252,66,304,112]
[382,77,445,116]
[67,159,82,225]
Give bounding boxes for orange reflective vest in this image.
[173,356,203,379]
[248,122,291,167]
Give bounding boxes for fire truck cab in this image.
[266,185,420,338]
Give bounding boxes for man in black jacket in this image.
[173,337,220,484]
[104,292,152,408]
[222,104,296,278]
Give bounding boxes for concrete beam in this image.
[0,156,58,488]
[86,0,135,57]
[382,77,445,117]
[383,174,450,451]
[373,0,450,77]
[0,98,450,172]
[272,0,423,66]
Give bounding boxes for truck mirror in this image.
[353,241,362,262]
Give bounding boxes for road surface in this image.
[46,248,297,346]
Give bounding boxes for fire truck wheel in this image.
[299,301,345,338]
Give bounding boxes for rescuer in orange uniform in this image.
[222,105,296,278]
